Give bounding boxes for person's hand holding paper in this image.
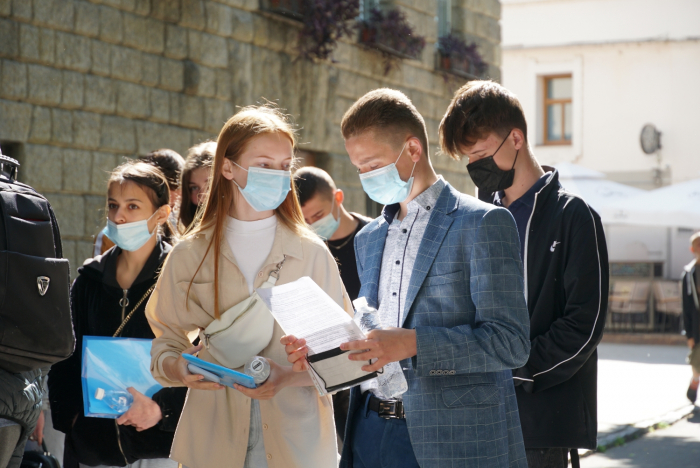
[260,277,377,395]
[339,328,417,373]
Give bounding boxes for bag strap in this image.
[113,283,157,337]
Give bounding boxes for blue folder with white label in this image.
[183,354,256,389]
[81,336,162,419]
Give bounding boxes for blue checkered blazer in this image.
[340,183,531,468]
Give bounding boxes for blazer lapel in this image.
[402,185,459,325]
[358,220,389,309]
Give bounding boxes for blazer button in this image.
[266,454,272,460]
[263,424,269,430]
[449,370,456,375]
[429,370,436,375]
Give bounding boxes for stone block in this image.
[180,0,205,30]
[84,195,107,236]
[33,0,74,32]
[230,8,253,43]
[91,152,118,193]
[111,45,142,83]
[142,54,159,86]
[90,39,112,76]
[73,110,101,149]
[100,115,136,152]
[11,0,31,21]
[75,1,100,37]
[152,0,180,23]
[76,240,94,269]
[177,94,204,129]
[55,32,91,72]
[123,12,147,49]
[0,0,8,16]
[252,15,268,48]
[61,70,84,109]
[135,121,191,156]
[100,6,124,44]
[61,239,77,278]
[38,28,54,64]
[116,81,149,119]
[0,99,30,142]
[215,69,230,100]
[183,59,199,94]
[215,0,257,8]
[149,87,169,122]
[0,18,18,58]
[205,2,233,36]
[19,23,39,61]
[51,108,73,144]
[134,0,150,15]
[146,18,165,54]
[197,65,216,97]
[190,129,213,147]
[84,75,116,113]
[27,64,62,105]
[22,144,62,191]
[28,105,51,142]
[50,194,86,238]
[203,98,231,134]
[199,33,228,68]
[164,24,187,59]
[159,57,183,91]
[0,59,26,99]
[62,149,92,192]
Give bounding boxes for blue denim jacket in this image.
[341,183,531,468]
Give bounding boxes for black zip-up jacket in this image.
[500,170,609,450]
[48,240,187,466]
[682,261,700,343]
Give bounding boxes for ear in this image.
[334,189,344,205]
[511,129,526,151]
[221,158,235,181]
[406,137,423,163]
[156,204,171,225]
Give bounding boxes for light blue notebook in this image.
[81,336,162,418]
[183,354,256,389]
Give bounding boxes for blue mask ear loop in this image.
[396,142,417,183]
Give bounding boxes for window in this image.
[543,75,572,145]
[359,0,379,20]
[437,0,452,38]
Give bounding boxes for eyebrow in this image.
[107,198,143,203]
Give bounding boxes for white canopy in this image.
[554,163,645,223]
[601,178,700,228]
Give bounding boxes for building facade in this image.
[0,0,501,276]
[501,0,700,189]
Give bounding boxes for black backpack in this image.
[21,441,61,468]
[0,151,74,373]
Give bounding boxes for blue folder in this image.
[183,354,256,389]
[81,336,162,418]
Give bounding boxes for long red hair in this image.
[186,105,312,318]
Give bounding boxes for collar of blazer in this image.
[360,182,460,319]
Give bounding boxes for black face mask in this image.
[466,133,518,195]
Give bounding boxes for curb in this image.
[580,404,696,458]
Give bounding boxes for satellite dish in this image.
[640,124,661,155]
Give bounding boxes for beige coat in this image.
[146,220,351,468]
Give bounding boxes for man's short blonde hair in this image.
[691,231,700,245]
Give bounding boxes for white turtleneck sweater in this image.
[225,215,277,294]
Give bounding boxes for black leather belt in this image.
[368,393,405,419]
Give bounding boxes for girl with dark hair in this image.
[178,141,215,233]
[49,161,186,468]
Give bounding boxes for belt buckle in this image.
[378,399,403,419]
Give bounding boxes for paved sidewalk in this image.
[581,410,700,467]
[596,342,692,441]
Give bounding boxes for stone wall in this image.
[0,0,500,276]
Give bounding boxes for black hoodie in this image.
[487,170,609,450]
[49,240,187,467]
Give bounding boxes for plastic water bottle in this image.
[352,297,408,399]
[243,356,270,385]
[95,388,133,413]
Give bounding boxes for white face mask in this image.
[310,199,341,240]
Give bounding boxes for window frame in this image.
[542,74,573,146]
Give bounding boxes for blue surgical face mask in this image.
[233,163,291,212]
[310,198,340,240]
[105,210,159,252]
[359,143,416,205]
